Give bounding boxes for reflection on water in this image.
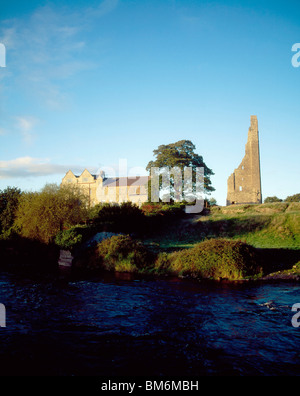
[0,271,299,376]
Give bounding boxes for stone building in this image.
[227,115,262,205]
[61,169,149,207]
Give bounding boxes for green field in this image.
[143,202,300,251]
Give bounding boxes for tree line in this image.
[264,194,300,203]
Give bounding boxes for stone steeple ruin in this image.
[226,115,262,206]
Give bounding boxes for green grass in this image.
[143,202,300,251]
[206,202,300,249]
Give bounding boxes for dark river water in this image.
[0,271,299,376]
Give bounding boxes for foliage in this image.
[88,201,186,236]
[55,225,93,250]
[207,197,218,206]
[0,234,59,271]
[264,196,282,203]
[14,183,89,243]
[285,193,300,202]
[157,239,262,280]
[154,252,171,273]
[75,234,154,272]
[0,187,22,234]
[146,140,215,201]
[139,202,186,236]
[140,201,185,216]
[89,201,145,233]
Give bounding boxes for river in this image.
[0,271,299,376]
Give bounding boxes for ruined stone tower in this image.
[226,115,262,205]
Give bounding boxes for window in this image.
[83,177,89,182]
[239,186,243,191]
[130,186,140,195]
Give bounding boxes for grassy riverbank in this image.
[71,202,300,281]
[73,235,263,281]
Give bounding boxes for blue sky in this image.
[0,0,299,205]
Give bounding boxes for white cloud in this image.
[0,157,85,179]
[15,116,39,144]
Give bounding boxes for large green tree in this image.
[146,140,215,201]
[14,183,89,243]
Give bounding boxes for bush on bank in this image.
[89,202,145,234]
[74,234,154,272]
[55,225,94,251]
[155,239,263,280]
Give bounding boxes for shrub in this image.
[55,225,93,251]
[141,202,185,216]
[285,193,300,203]
[165,239,262,280]
[0,234,59,271]
[140,202,186,234]
[89,202,145,233]
[75,234,154,272]
[264,196,282,203]
[140,203,165,216]
[154,252,172,274]
[293,261,300,271]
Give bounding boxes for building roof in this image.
[64,169,149,187]
[103,176,149,187]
